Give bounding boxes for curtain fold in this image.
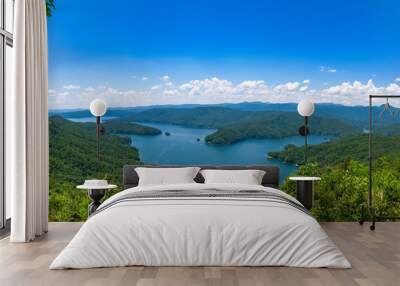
[8,0,48,242]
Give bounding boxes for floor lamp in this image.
[89,99,107,161]
[359,94,400,231]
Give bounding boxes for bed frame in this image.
[123,165,280,189]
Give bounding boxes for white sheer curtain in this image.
[7,0,48,242]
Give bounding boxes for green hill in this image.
[49,116,142,221]
[69,118,162,136]
[205,112,359,145]
[103,119,161,135]
[268,134,400,166]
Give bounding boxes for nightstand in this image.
[77,180,117,216]
[289,177,321,210]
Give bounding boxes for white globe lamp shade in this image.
[90,99,107,117]
[297,100,315,117]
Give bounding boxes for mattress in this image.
[50,183,351,269]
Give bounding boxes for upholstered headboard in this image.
[123,165,280,189]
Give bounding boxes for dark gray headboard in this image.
[123,165,280,189]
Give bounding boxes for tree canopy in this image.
[46,0,55,17]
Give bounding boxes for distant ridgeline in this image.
[54,101,400,128]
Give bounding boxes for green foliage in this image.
[125,107,256,129]
[48,114,400,223]
[46,0,56,17]
[49,179,89,221]
[268,134,400,165]
[280,158,400,221]
[49,116,141,221]
[103,119,162,135]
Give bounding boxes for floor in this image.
[0,222,399,286]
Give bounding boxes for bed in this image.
[50,165,351,269]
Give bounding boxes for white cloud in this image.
[164,89,179,96]
[62,84,80,90]
[395,77,400,82]
[85,87,96,92]
[274,81,301,92]
[58,91,70,96]
[48,77,400,110]
[105,87,123,95]
[319,79,400,105]
[142,77,149,81]
[160,75,174,87]
[320,66,337,73]
[150,85,161,90]
[238,80,266,89]
[386,83,400,93]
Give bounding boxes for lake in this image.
[128,122,331,182]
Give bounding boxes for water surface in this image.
[129,122,331,182]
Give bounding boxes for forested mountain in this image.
[61,118,162,136]
[103,119,161,135]
[120,107,256,129]
[268,134,400,166]
[49,116,142,221]
[205,113,359,144]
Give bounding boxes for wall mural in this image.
[47,0,400,222]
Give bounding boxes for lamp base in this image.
[87,189,106,216]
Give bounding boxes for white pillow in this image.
[135,167,200,186]
[200,169,266,185]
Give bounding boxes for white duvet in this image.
[50,183,351,269]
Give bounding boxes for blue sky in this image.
[48,0,400,108]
